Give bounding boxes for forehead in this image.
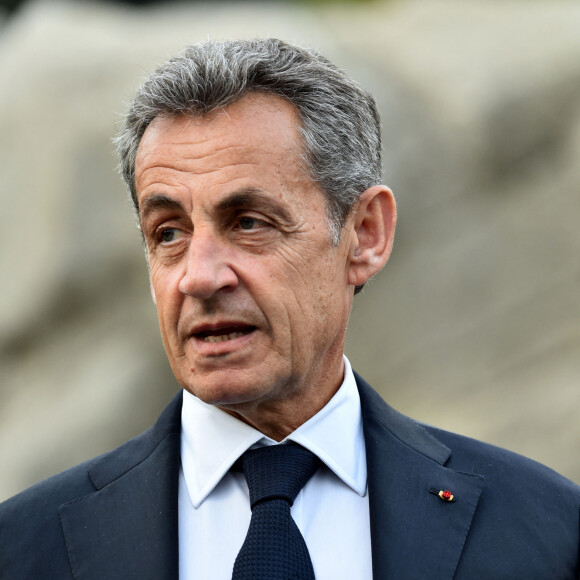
[135,93,304,191]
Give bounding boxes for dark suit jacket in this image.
[1,373,579,579]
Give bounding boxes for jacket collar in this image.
[356,373,484,579]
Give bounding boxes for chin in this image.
[183,376,267,408]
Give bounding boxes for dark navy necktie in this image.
[232,443,321,580]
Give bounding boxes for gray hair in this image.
[115,39,382,241]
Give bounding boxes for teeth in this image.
[203,331,246,343]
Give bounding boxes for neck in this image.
[220,358,345,441]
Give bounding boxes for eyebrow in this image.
[217,188,293,224]
[138,187,293,225]
[139,195,185,223]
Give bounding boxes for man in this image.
[0,39,579,579]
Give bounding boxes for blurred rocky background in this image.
[1,0,579,501]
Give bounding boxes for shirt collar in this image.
[180,356,367,508]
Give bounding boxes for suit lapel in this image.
[55,377,484,578]
[59,393,182,580]
[357,375,484,579]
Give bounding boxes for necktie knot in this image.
[240,443,321,509]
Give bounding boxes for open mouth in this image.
[195,326,256,343]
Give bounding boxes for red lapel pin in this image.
[430,488,455,502]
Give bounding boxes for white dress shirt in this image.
[178,356,372,579]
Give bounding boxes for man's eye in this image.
[238,217,259,230]
[159,228,182,243]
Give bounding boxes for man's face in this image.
[135,94,356,431]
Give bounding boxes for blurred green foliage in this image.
[0,0,21,14]
[0,0,382,18]
[300,0,378,4]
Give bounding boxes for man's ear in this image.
[347,185,397,288]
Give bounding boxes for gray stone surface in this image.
[1,0,579,501]
[338,0,580,481]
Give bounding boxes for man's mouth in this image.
[202,331,247,343]
[194,326,256,343]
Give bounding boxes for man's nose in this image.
[178,230,238,299]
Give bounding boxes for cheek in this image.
[300,259,350,332]
[150,268,183,331]
[265,250,341,323]
[150,258,182,298]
